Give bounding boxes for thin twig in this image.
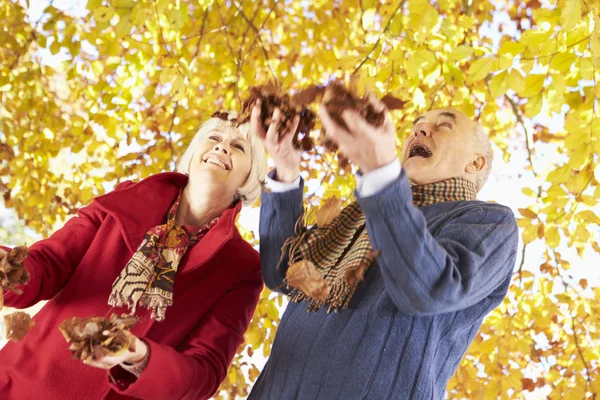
[352,0,406,76]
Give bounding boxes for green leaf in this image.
[561,0,582,31]
[468,57,493,81]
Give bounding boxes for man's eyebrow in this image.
[438,112,457,122]
[412,116,424,125]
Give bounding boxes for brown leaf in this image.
[518,208,538,219]
[380,94,407,110]
[0,246,30,296]
[521,377,536,392]
[4,311,35,342]
[286,260,330,302]
[344,250,380,287]
[315,197,342,227]
[58,314,138,362]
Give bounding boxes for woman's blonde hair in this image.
[176,115,267,206]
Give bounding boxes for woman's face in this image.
[188,128,252,200]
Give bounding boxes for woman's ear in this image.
[466,155,486,174]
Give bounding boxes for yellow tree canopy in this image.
[1,0,599,398]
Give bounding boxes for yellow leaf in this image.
[561,0,582,30]
[413,87,426,108]
[508,69,526,93]
[448,46,474,61]
[172,76,187,100]
[577,210,600,224]
[498,41,526,56]
[489,71,508,98]
[132,4,146,26]
[115,16,132,39]
[519,30,552,46]
[519,208,539,219]
[362,9,377,30]
[575,224,591,241]
[550,52,577,72]
[525,94,543,118]
[497,54,513,70]
[111,0,134,7]
[520,74,545,98]
[523,224,538,244]
[522,187,537,197]
[87,0,103,11]
[50,40,61,55]
[468,57,493,81]
[93,6,114,23]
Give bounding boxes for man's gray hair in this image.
[473,123,493,192]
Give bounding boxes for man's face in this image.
[401,108,479,185]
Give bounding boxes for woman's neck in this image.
[175,183,233,227]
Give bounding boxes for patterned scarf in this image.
[108,190,218,321]
[282,176,477,312]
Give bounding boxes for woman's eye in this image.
[439,123,452,129]
[234,144,246,153]
[209,136,220,141]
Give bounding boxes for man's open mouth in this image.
[408,143,433,159]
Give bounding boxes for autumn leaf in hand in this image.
[59,314,138,362]
[241,83,317,150]
[0,246,30,308]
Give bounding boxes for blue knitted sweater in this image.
[249,170,518,400]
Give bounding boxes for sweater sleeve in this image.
[356,170,519,316]
[258,170,304,293]
[108,271,263,400]
[2,181,133,308]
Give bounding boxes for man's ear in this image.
[466,155,486,174]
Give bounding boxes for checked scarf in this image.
[282,176,477,312]
[108,189,218,321]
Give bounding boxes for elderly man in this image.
[250,100,518,399]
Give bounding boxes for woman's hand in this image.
[83,336,148,370]
[251,99,301,183]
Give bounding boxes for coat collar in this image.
[93,172,243,272]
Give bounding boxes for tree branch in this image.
[353,0,406,76]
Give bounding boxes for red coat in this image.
[0,172,263,400]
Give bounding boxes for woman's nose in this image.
[214,144,229,155]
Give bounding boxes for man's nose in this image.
[413,123,431,138]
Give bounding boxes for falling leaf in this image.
[4,312,35,342]
[315,197,342,226]
[285,260,329,302]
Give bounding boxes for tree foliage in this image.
[1,0,600,398]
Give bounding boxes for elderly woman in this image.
[0,113,267,400]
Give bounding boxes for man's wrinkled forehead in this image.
[412,108,468,126]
